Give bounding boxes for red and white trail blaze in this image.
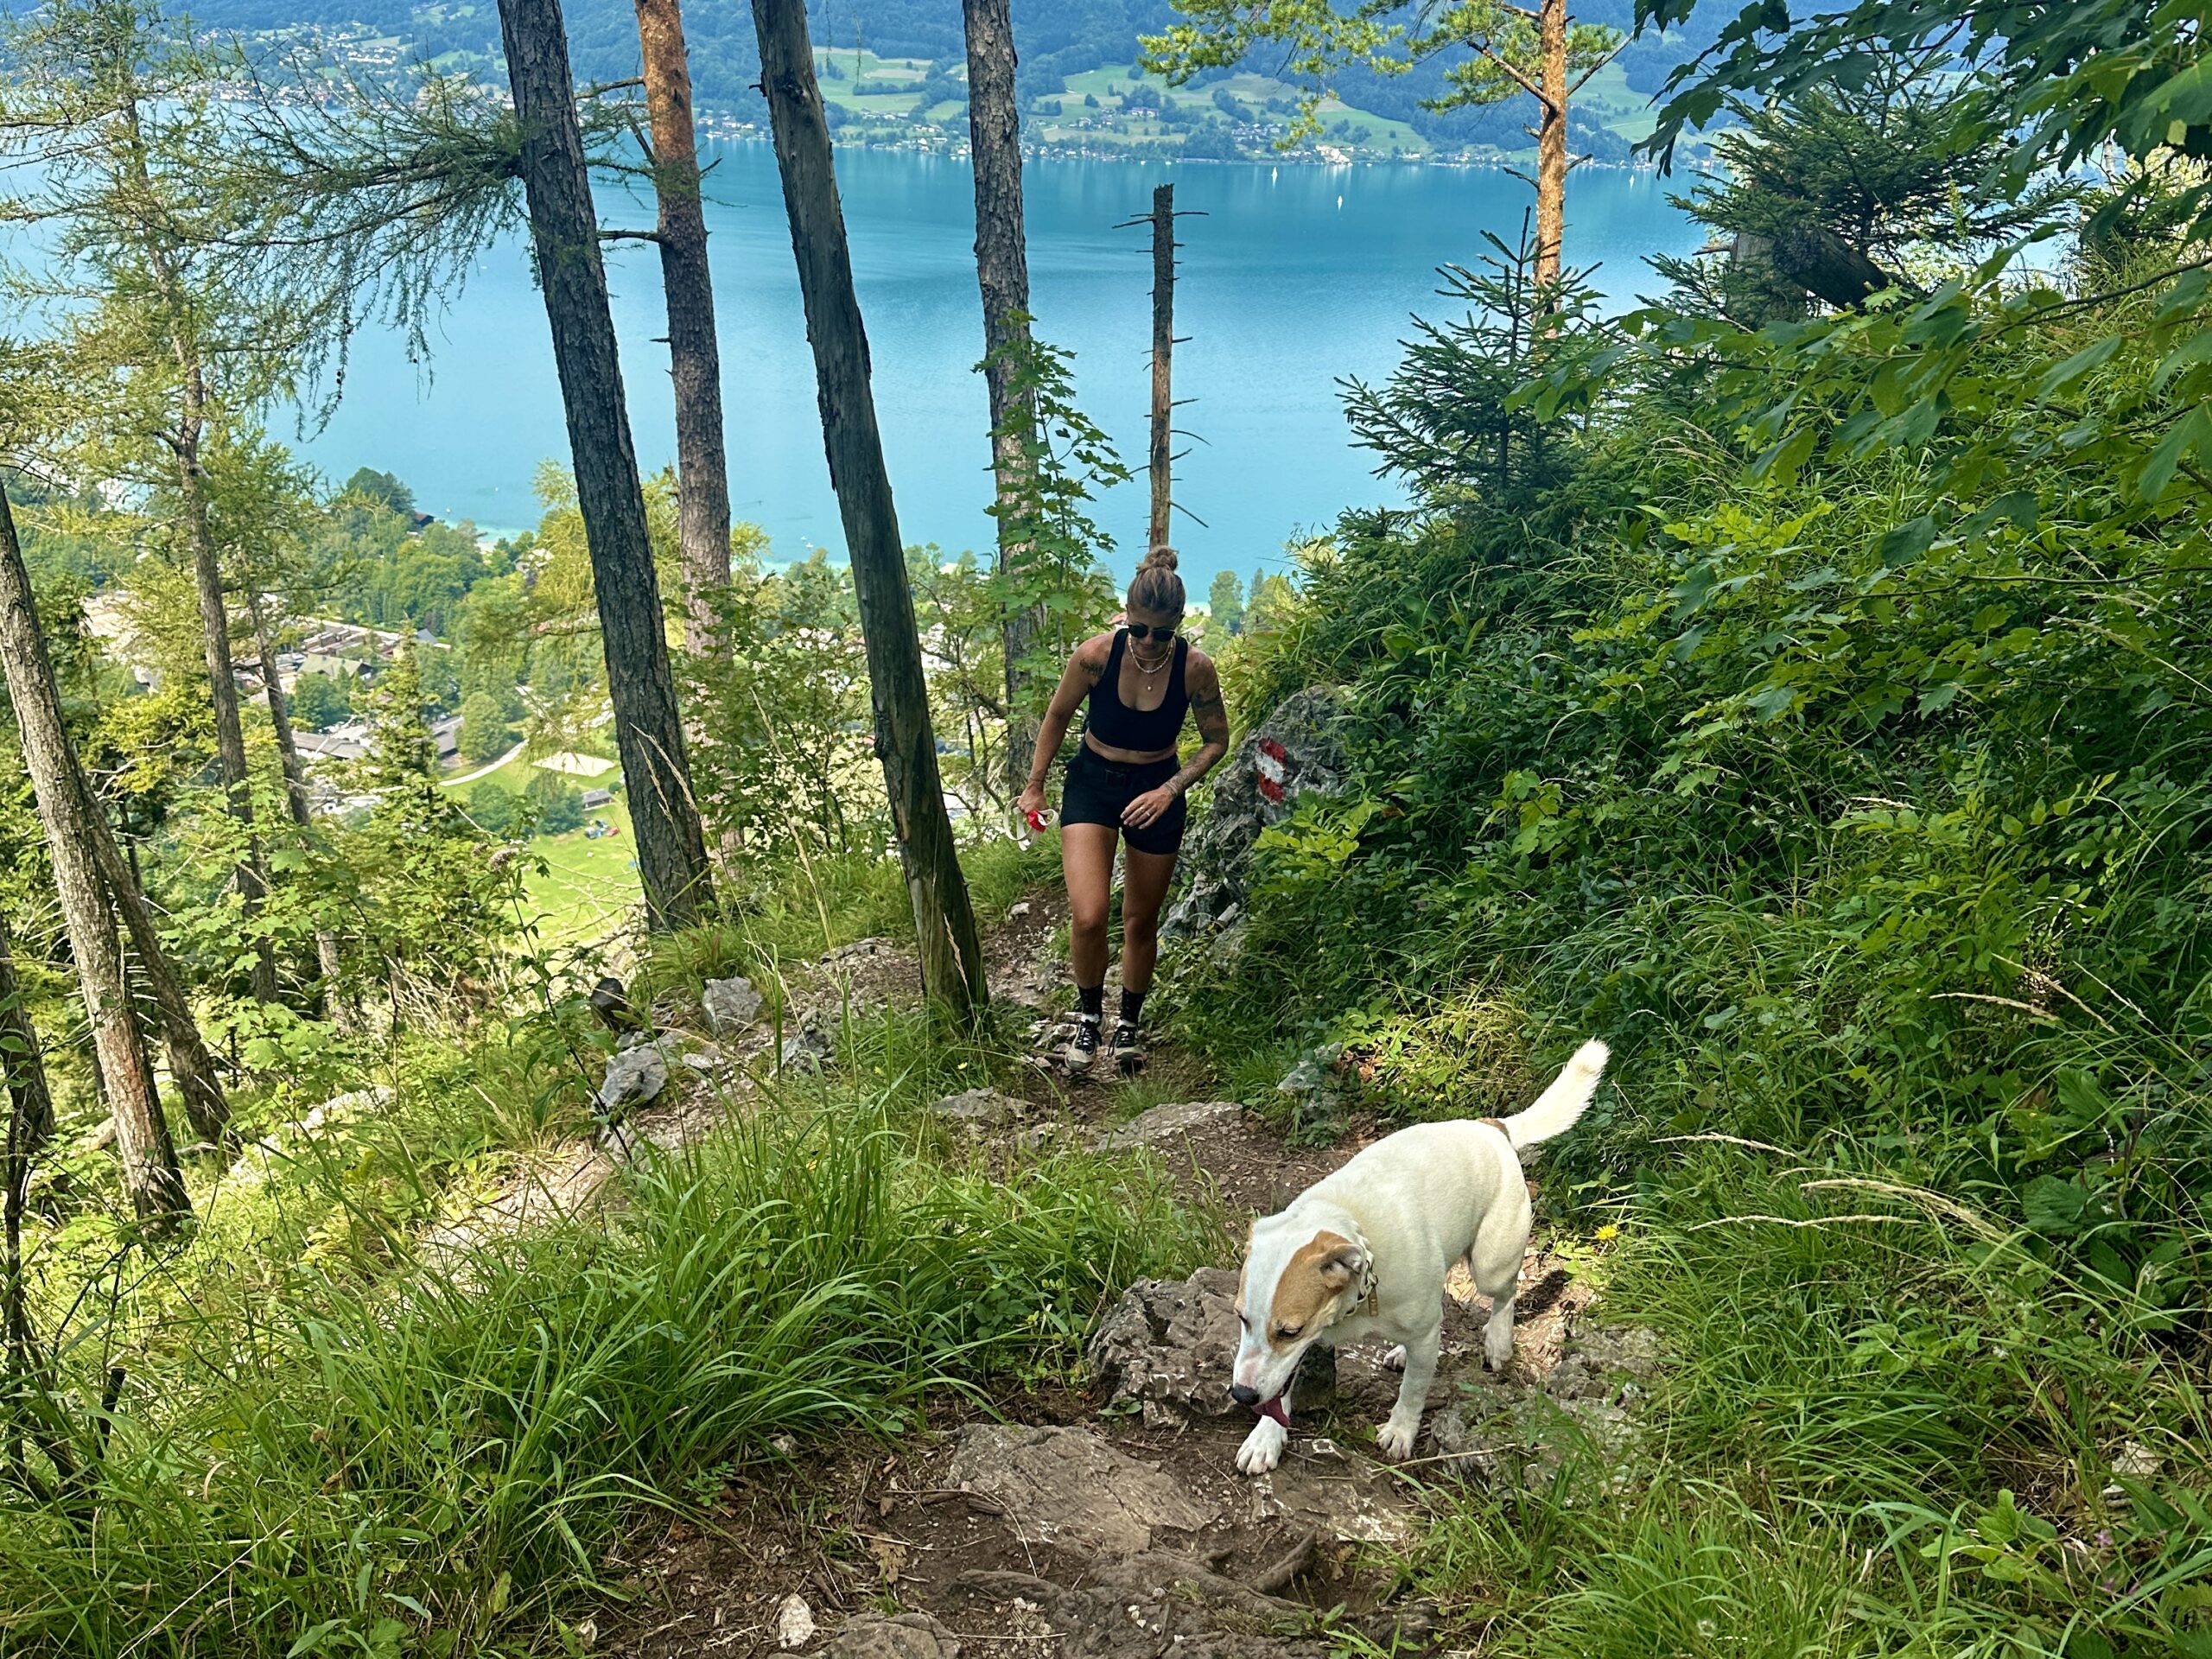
[1255,738,1289,804]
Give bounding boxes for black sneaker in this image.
[1113,1021,1144,1074]
[1065,1014,1102,1077]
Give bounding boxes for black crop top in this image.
[1084,629,1189,753]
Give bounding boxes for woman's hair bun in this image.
[1140,545,1179,574]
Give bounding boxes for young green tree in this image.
[0,0,289,1000]
[291,671,353,731]
[525,771,587,834]
[1143,0,1618,283]
[1649,54,2075,322]
[459,690,513,765]
[466,778,519,837]
[1207,569,1245,635]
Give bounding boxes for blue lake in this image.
[298,143,1700,592]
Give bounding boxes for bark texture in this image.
[1146,183,1175,555]
[751,0,989,1018]
[498,0,715,931]
[635,0,734,658]
[252,597,351,1021]
[1771,222,1914,310]
[0,482,187,1227]
[1534,0,1567,288]
[962,0,1041,791]
[0,912,54,1160]
[173,349,277,1007]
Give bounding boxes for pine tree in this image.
[750,0,990,1020]
[496,0,716,931]
[0,480,188,1228]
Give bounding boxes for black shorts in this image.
[1060,745,1187,856]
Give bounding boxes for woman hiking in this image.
[1018,548,1231,1076]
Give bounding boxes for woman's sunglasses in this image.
[1126,622,1180,642]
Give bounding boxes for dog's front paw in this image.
[1381,1344,1408,1372]
[1236,1416,1288,1475]
[1376,1415,1419,1462]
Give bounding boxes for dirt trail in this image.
[468,892,1649,1659]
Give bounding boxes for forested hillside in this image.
[181,0,1717,156]
[4,0,2209,1655]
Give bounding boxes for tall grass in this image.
[0,1089,1214,1657]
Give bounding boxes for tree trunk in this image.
[751,0,989,1020]
[962,0,1041,794]
[87,814,232,1147]
[175,377,279,1005]
[498,0,715,932]
[1146,183,1175,554]
[251,596,351,1024]
[1534,0,1568,288]
[0,481,188,1229]
[634,0,734,658]
[0,912,54,1160]
[1770,221,1913,310]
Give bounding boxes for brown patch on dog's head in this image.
[1265,1230,1363,1344]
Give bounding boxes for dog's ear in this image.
[1316,1240,1364,1291]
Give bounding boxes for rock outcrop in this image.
[1163,687,1349,942]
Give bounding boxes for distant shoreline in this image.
[690,117,1694,175]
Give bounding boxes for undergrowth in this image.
[1164,213,2212,1651]
[1,982,1212,1657]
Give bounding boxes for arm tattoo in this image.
[1169,687,1231,796]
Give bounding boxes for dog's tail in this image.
[1497,1039,1609,1151]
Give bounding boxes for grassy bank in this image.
[2,1022,1212,1658]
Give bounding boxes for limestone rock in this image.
[776,1592,817,1649]
[930,1088,1028,1132]
[1094,1099,1241,1151]
[596,1042,669,1117]
[781,1021,834,1074]
[818,1615,960,1659]
[701,975,764,1034]
[1275,1045,1348,1128]
[961,1555,1325,1659]
[1242,1446,1420,1548]
[1426,1320,1661,1490]
[946,1424,1215,1552]
[295,1086,393,1135]
[1088,1268,1243,1427]
[1164,687,1349,941]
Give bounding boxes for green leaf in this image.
[2034,335,2122,401]
[2021,1175,2089,1236]
[1877,516,1936,569]
[1745,683,1796,721]
[2137,405,2212,502]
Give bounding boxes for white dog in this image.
[1228,1039,1609,1474]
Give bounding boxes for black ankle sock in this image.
[1119,988,1146,1029]
[1077,984,1104,1021]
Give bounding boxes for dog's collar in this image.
[1343,1230,1381,1321]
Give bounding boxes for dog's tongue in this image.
[1256,1395,1290,1427]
